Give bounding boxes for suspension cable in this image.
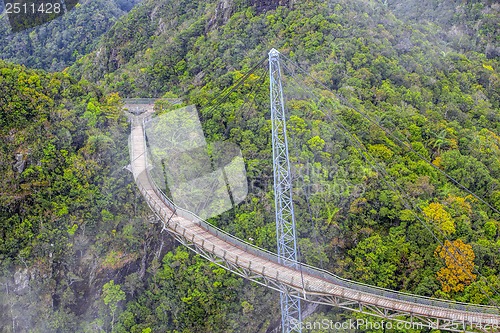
[280,53,500,217]
[280,58,500,309]
[198,56,268,119]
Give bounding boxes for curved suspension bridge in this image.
[127,109,500,333]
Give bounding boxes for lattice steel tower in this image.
[269,48,302,333]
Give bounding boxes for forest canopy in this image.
[1,0,499,331]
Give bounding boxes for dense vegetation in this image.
[0,60,277,332]
[0,60,156,332]
[0,0,142,71]
[71,0,499,330]
[1,0,499,331]
[388,0,499,58]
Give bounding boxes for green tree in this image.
[435,239,477,293]
[102,280,126,332]
[423,202,456,237]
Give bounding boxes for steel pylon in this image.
[269,48,302,333]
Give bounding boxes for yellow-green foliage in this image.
[423,202,456,236]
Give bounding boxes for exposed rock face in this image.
[13,153,26,174]
[486,43,500,59]
[13,268,29,293]
[206,0,234,30]
[250,0,291,13]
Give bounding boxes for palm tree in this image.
[431,129,449,156]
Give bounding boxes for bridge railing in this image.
[173,205,499,315]
[137,116,500,316]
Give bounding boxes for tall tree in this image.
[102,280,126,332]
[435,239,477,293]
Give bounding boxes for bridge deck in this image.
[129,115,500,331]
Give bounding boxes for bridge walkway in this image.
[129,114,500,333]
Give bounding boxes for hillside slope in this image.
[1,0,499,331]
[0,60,167,332]
[68,0,500,331]
[387,0,499,58]
[0,59,279,332]
[0,0,142,71]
